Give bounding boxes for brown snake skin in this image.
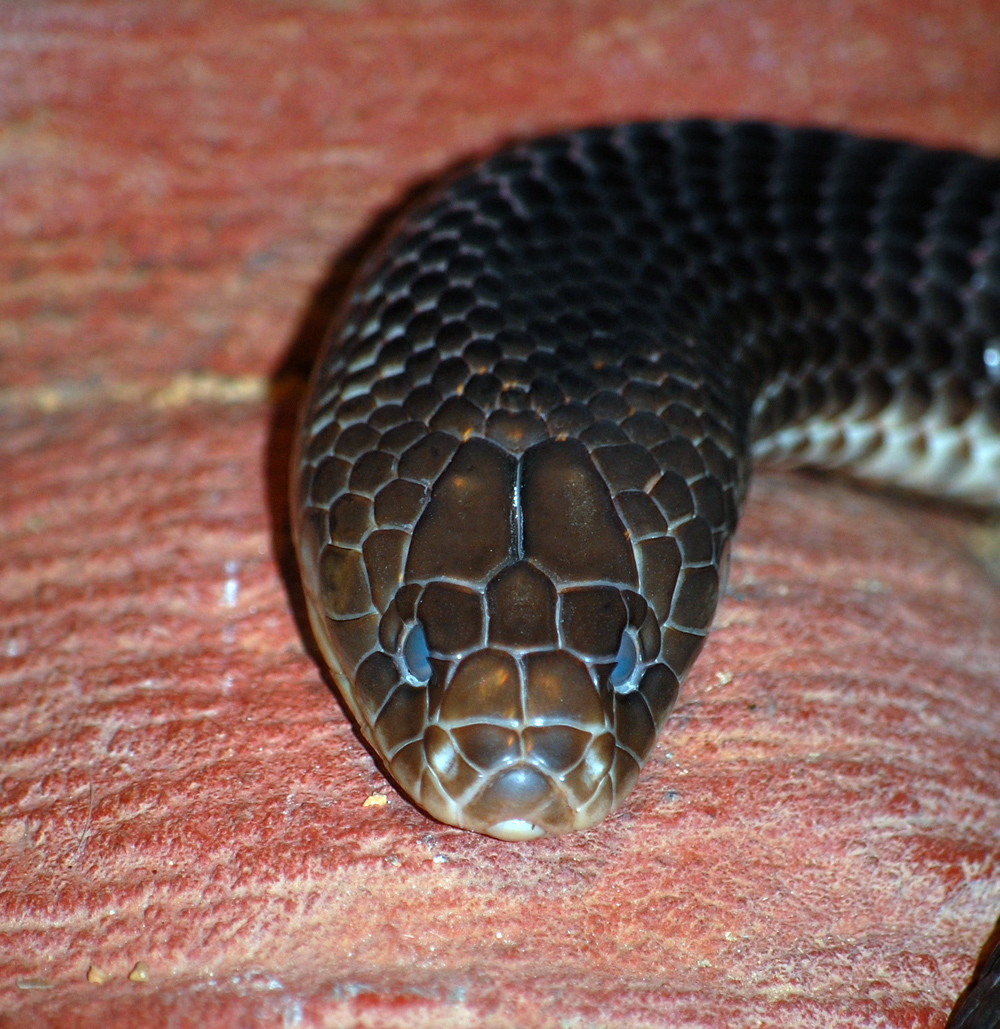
[292,120,1000,1023]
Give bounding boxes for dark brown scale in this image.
[429,395,484,437]
[361,530,408,612]
[486,408,548,451]
[559,586,628,658]
[405,439,516,583]
[521,444,635,584]
[328,494,373,546]
[331,613,379,671]
[418,582,484,653]
[452,723,520,772]
[318,547,370,618]
[373,478,425,528]
[591,443,661,491]
[293,119,1000,1024]
[310,456,351,507]
[487,562,558,648]
[395,431,459,482]
[438,650,522,724]
[614,490,668,540]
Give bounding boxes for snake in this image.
[291,120,1000,1022]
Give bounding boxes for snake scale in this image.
[292,120,1000,1024]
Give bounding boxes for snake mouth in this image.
[465,762,575,840]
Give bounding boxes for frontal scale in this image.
[293,119,1000,840]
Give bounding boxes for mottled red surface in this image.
[1,2,999,1027]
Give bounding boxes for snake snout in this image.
[409,647,622,838]
[422,721,619,839]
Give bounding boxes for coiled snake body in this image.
[293,120,1000,1020]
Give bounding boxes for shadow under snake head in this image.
[296,421,731,840]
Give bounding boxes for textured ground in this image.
[1,2,999,1027]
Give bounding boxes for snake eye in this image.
[402,623,432,683]
[610,630,639,692]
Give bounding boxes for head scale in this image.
[296,413,726,839]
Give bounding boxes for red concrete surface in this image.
[1,2,999,1027]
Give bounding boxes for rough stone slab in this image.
[1,1,999,1028]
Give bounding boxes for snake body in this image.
[292,119,1000,1019]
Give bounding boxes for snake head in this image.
[296,425,726,839]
